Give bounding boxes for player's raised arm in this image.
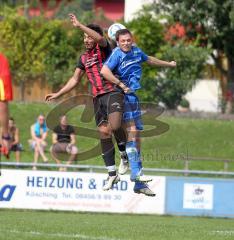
[69,13,107,47]
[147,56,176,67]
[101,65,130,93]
[45,68,84,102]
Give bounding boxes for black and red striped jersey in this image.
[77,42,115,97]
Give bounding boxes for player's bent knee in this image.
[71,146,78,155]
[98,127,112,138]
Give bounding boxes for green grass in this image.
[0,209,234,240]
[4,101,234,172]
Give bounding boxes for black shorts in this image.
[10,144,23,152]
[0,143,22,152]
[93,91,124,126]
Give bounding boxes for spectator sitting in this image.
[9,117,22,163]
[51,115,78,171]
[29,114,48,170]
[0,117,22,163]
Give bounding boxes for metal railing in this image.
[184,156,234,175]
[1,161,234,177]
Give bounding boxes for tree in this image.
[0,0,18,7]
[155,43,210,108]
[0,9,49,100]
[44,21,84,89]
[54,0,94,21]
[124,8,209,108]
[150,0,234,109]
[0,8,85,100]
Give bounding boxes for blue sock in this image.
[138,150,143,170]
[126,141,141,180]
[134,181,147,190]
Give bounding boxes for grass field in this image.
[0,209,234,240]
[2,103,234,240]
[3,101,234,172]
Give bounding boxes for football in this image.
[108,23,126,41]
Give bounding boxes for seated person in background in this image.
[0,117,22,162]
[29,114,48,170]
[8,117,22,163]
[51,115,78,171]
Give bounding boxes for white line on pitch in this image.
[1,229,124,240]
[211,230,234,236]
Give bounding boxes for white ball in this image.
[108,23,126,41]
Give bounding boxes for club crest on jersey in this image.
[86,54,99,68]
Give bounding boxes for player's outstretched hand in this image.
[169,61,177,67]
[69,13,80,27]
[45,93,59,102]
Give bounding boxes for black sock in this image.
[100,138,116,176]
[113,127,127,152]
[117,141,126,153]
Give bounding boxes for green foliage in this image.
[150,0,234,83]
[0,8,85,98]
[0,10,48,83]
[54,0,94,22]
[0,0,17,7]
[80,0,93,11]
[29,0,39,8]
[155,43,210,108]
[43,21,83,88]
[179,98,190,108]
[124,8,209,107]
[125,11,164,56]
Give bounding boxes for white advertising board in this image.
[0,169,166,214]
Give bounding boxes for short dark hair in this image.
[86,24,103,36]
[115,29,132,41]
[9,117,14,122]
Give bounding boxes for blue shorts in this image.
[123,93,143,130]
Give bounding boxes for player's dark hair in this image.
[115,29,132,41]
[9,117,14,122]
[86,24,103,36]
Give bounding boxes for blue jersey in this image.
[104,46,148,91]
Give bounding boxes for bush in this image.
[155,43,210,108]
[0,8,86,99]
[179,98,190,108]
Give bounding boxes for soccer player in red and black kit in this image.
[46,14,129,190]
[0,53,13,157]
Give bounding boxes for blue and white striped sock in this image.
[126,141,142,180]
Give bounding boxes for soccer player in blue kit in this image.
[101,29,176,196]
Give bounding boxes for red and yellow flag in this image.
[0,53,13,101]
